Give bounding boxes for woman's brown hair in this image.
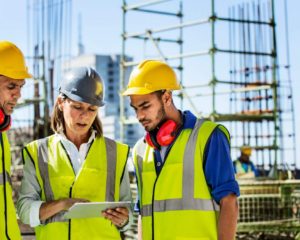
[50,94,103,137]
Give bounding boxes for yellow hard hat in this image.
[122,60,181,96]
[0,41,32,79]
[241,146,252,156]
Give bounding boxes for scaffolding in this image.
[120,0,298,237]
[120,0,297,174]
[10,0,72,154]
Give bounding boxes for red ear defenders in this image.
[0,108,11,132]
[145,120,180,149]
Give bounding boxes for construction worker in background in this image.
[0,40,32,240]
[17,67,132,239]
[123,60,240,240]
[234,146,258,179]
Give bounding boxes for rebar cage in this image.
[238,179,300,233]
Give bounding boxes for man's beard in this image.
[147,103,166,132]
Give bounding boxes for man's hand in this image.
[218,194,239,240]
[102,207,129,228]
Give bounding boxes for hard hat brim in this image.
[122,87,155,96]
[61,91,105,107]
[122,85,181,96]
[2,70,33,79]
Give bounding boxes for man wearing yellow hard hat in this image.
[123,60,239,240]
[233,146,258,179]
[0,40,32,239]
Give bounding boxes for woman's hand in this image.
[102,207,129,228]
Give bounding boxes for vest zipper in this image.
[60,141,76,240]
[68,182,75,240]
[150,127,183,239]
[151,176,158,240]
[1,134,11,240]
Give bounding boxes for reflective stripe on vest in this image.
[38,138,55,201]
[0,171,12,186]
[138,119,220,217]
[37,136,120,221]
[104,138,117,201]
[141,198,219,216]
[0,132,22,240]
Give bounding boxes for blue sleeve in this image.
[233,161,237,173]
[133,170,141,213]
[134,198,140,213]
[250,162,259,177]
[204,128,240,203]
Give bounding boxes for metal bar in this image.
[216,79,273,86]
[216,48,272,56]
[211,0,216,115]
[123,50,210,67]
[182,83,212,89]
[260,1,272,169]
[179,0,183,109]
[165,50,210,60]
[270,0,280,175]
[240,3,247,146]
[119,0,127,142]
[228,6,234,147]
[210,113,274,122]
[192,85,272,97]
[146,31,167,60]
[124,18,210,38]
[232,5,239,153]
[246,2,251,146]
[283,0,297,168]
[217,16,271,25]
[253,1,261,166]
[133,36,180,43]
[42,0,49,138]
[124,0,173,11]
[132,8,179,16]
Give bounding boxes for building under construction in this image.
[8,0,300,239]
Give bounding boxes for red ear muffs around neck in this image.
[0,108,11,132]
[156,120,178,146]
[145,119,179,149]
[145,131,160,149]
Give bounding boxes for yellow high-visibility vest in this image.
[0,132,21,240]
[133,119,230,240]
[24,134,129,240]
[234,160,253,174]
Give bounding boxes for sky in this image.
[0,0,299,167]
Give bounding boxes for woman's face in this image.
[58,97,98,138]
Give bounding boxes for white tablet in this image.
[63,201,132,219]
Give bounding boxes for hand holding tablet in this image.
[63,201,132,219]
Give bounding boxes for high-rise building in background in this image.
[63,54,143,147]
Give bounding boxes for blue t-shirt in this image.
[134,110,240,212]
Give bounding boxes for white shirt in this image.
[58,131,96,175]
[17,131,132,228]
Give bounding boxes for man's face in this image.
[130,93,166,132]
[0,75,25,115]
